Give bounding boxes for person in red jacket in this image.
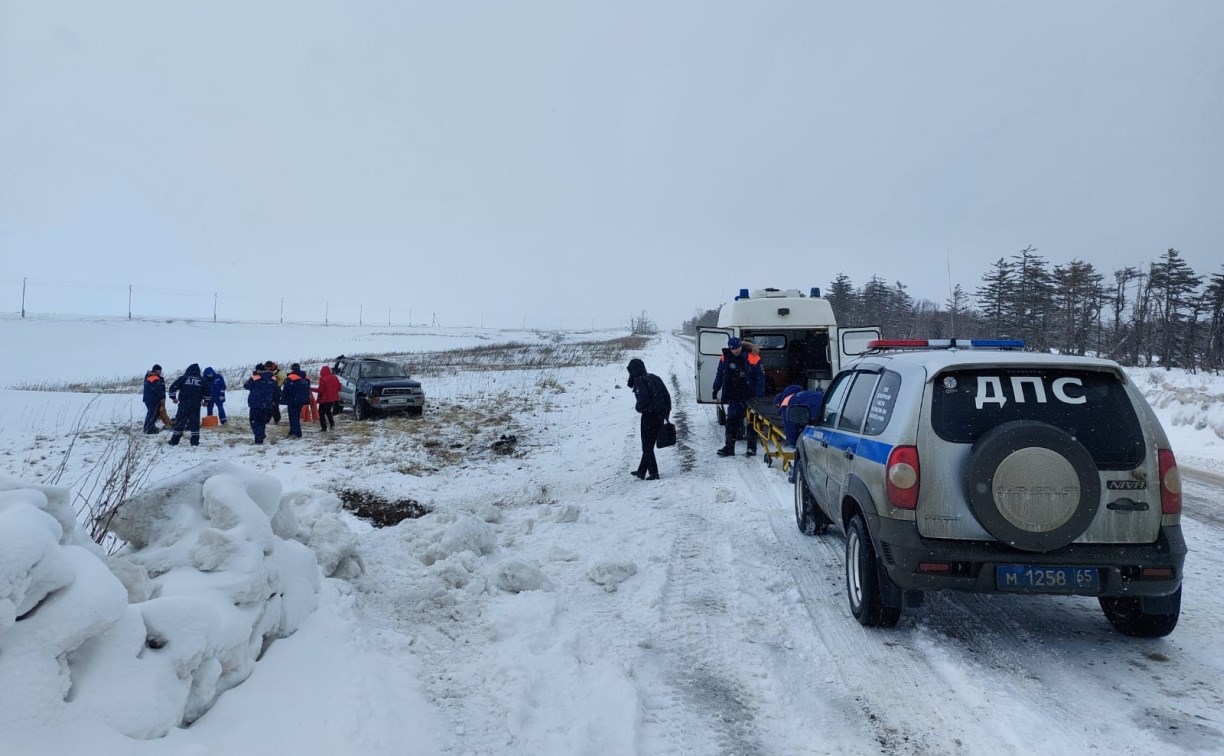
[313,365,342,432]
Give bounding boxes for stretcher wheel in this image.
[763,454,773,467]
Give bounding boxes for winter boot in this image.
[716,446,735,457]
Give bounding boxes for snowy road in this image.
[4,323,1221,755]
[352,334,1224,756]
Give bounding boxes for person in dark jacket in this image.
[281,363,311,438]
[266,361,284,424]
[774,384,826,446]
[244,363,280,444]
[711,336,765,457]
[313,365,341,431]
[141,364,167,434]
[202,367,227,424]
[167,363,208,446]
[627,358,671,480]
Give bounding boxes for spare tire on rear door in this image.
[962,420,1101,552]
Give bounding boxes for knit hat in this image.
[291,363,301,371]
[727,337,742,349]
[152,364,162,372]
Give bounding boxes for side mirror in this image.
[785,405,811,426]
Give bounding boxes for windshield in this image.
[361,362,408,379]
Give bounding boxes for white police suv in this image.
[789,339,1186,637]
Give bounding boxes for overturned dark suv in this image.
[333,356,425,420]
[789,339,1186,637]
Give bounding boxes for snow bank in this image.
[0,462,353,748]
[1130,367,1224,440]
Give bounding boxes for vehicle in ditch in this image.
[332,356,425,420]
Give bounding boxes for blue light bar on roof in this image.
[967,339,1025,348]
[737,288,750,300]
[867,338,1026,351]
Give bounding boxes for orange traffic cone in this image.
[201,415,220,428]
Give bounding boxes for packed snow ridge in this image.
[0,462,361,740]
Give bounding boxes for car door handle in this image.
[843,450,855,459]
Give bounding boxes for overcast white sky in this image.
[1,1,1221,329]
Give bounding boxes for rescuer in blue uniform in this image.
[142,364,166,434]
[281,363,311,439]
[711,336,765,457]
[244,363,280,444]
[203,367,227,424]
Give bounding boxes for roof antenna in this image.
[946,249,956,338]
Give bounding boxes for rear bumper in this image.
[872,516,1186,598]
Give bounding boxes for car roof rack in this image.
[866,338,1026,352]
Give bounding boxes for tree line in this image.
[682,247,1224,371]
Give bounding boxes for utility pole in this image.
[359,305,363,326]
[325,301,329,326]
[480,312,484,328]
[127,284,132,320]
[21,277,27,318]
[280,297,284,325]
[213,293,218,323]
[409,308,412,326]
[387,307,391,326]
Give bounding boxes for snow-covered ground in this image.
[2,318,1223,756]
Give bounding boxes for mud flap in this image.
[1141,593,1178,613]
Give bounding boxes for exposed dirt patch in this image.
[335,488,431,528]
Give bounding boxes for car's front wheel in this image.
[846,514,901,628]
[1099,587,1181,638]
[353,396,369,420]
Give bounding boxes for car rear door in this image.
[827,370,881,507]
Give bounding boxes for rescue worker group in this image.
[141,361,342,446]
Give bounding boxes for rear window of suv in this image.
[930,367,1145,469]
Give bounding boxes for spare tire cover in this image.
[962,420,1100,552]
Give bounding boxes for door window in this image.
[818,372,854,427]
[863,370,902,436]
[838,372,880,434]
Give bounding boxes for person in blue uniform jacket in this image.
[203,367,227,424]
[167,363,208,446]
[711,336,765,457]
[244,363,281,444]
[142,364,166,434]
[774,384,826,446]
[280,363,311,439]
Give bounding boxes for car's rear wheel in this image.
[846,514,901,628]
[793,466,828,536]
[1099,587,1181,638]
[408,406,423,417]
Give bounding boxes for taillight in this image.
[1158,448,1181,515]
[886,445,920,510]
